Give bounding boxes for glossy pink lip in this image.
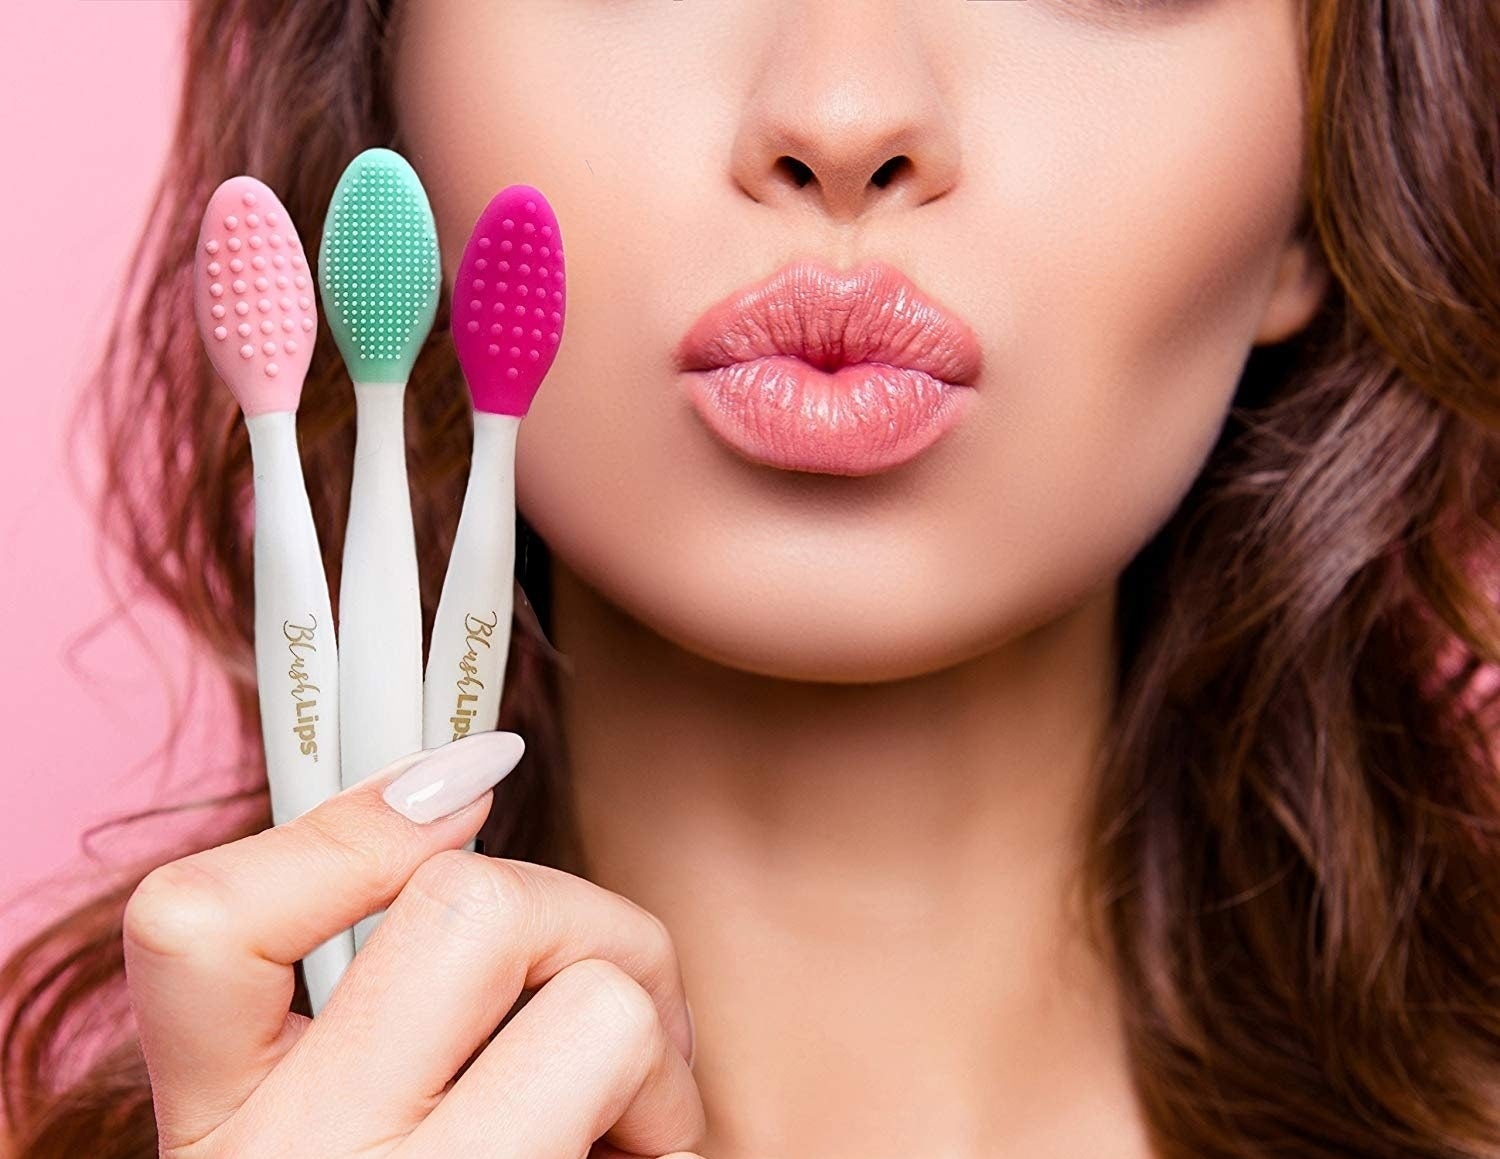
[675,260,983,477]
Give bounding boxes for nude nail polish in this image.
[381,731,525,823]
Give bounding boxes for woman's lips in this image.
[675,260,982,477]
[685,357,974,477]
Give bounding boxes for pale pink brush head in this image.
[451,184,566,417]
[194,175,317,416]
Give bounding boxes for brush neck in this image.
[472,410,522,469]
[245,410,299,481]
[352,380,408,432]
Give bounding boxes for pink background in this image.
[1,3,222,945]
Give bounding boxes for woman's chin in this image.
[554,554,1046,686]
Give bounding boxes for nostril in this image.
[870,155,910,189]
[776,156,815,188]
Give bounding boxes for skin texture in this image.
[387,0,1330,1154]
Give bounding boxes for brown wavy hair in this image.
[4,0,1498,1155]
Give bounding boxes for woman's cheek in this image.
[939,0,1311,605]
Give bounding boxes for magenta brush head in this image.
[451,185,566,417]
[194,176,317,416]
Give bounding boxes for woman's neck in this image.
[551,561,1152,1159]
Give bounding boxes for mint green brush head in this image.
[318,148,441,384]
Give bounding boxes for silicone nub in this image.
[451,185,566,417]
[318,148,441,385]
[194,176,317,416]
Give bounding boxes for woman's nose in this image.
[728,0,962,223]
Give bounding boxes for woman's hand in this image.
[122,732,705,1158]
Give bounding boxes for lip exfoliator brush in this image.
[318,149,441,792]
[194,175,351,1012]
[425,185,566,853]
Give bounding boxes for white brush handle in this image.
[339,383,423,786]
[425,412,520,854]
[340,384,424,952]
[245,412,353,1014]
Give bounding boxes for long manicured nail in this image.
[381,731,525,823]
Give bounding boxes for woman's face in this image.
[391,0,1327,683]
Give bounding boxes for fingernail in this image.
[381,732,525,823]
[685,997,697,1069]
